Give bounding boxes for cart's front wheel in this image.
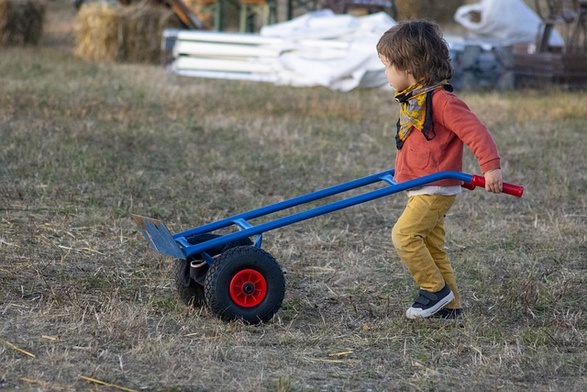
[205,246,285,324]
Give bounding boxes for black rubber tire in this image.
[175,234,252,308]
[205,246,285,324]
[175,261,207,307]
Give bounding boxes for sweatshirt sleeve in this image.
[435,91,501,173]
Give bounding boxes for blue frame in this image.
[133,170,484,262]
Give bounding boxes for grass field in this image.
[1,2,587,391]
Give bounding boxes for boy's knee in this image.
[391,224,406,250]
[392,223,424,253]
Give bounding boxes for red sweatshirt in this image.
[393,89,501,187]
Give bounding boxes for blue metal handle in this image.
[177,170,474,258]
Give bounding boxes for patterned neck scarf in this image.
[394,79,453,150]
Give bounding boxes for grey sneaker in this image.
[406,284,454,319]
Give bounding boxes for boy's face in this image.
[379,55,416,92]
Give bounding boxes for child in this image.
[376,20,504,319]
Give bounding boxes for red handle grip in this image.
[463,175,524,198]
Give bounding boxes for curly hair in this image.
[376,20,453,86]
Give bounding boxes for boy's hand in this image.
[484,169,503,193]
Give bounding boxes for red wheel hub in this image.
[229,269,267,308]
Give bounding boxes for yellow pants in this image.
[391,194,461,309]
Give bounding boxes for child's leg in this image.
[392,195,456,293]
[424,217,461,309]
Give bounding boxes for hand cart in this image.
[132,169,523,324]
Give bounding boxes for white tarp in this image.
[454,0,564,46]
[259,10,396,91]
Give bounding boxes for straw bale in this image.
[0,0,46,46]
[395,0,464,23]
[75,1,181,63]
[0,0,7,39]
[117,1,183,63]
[74,2,119,61]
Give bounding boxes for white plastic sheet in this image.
[260,10,396,91]
[454,0,564,46]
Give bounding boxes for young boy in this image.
[376,20,504,319]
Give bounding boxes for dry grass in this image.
[1,1,587,391]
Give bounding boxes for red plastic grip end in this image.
[466,175,524,198]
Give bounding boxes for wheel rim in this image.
[229,269,267,308]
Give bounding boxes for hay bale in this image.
[75,0,183,63]
[118,1,183,63]
[0,0,46,46]
[74,2,119,61]
[395,0,464,23]
[0,0,7,39]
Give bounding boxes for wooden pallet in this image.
[513,46,587,89]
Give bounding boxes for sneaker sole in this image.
[405,291,455,319]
